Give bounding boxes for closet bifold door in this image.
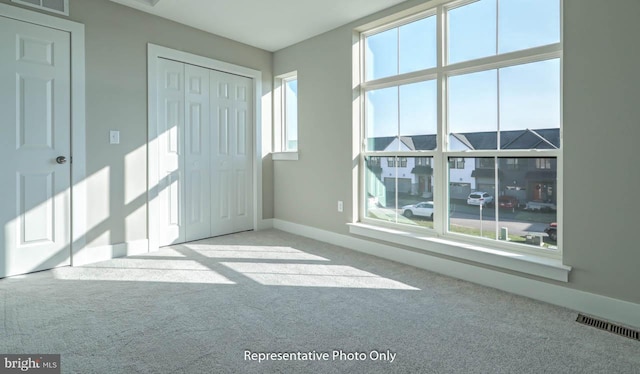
[157,58,185,246]
[157,59,254,247]
[210,71,254,237]
[184,64,211,242]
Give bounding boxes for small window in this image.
[505,158,520,170]
[416,157,430,166]
[449,157,465,169]
[274,72,298,153]
[536,158,552,169]
[387,157,395,167]
[12,0,69,15]
[478,158,495,169]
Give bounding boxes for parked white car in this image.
[467,192,494,206]
[402,201,434,220]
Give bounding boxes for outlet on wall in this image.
[110,130,120,144]
[337,201,343,212]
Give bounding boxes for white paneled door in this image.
[0,16,72,278]
[185,64,212,241]
[157,59,253,246]
[157,59,185,245]
[210,70,253,237]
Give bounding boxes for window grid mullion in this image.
[495,0,499,55]
[495,0,501,152]
[397,86,401,151]
[494,156,499,240]
[395,71,400,222]
[394,157,399,223]
[435,4,446,234]
[396,26,400,77]
[497,67,501,150]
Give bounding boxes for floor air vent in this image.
[576,314,640,341]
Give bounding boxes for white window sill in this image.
[272,152,299,161]
[348,222,571,282]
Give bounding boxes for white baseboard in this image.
[72,239,149,266]
[272,219,640,329]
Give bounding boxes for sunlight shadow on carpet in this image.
[51,266,235,284]
[183,244,330,261]
[220,262,420,290]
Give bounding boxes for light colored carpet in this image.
[1,229,638,373]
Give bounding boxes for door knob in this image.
[56,156,67,164]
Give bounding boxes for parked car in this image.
[402,201,434,220]
[525,201,557,212]
[498,195,518,209]
[544,222,558,241]
[467,192,494,207]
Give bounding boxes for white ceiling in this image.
[109,0,408,52]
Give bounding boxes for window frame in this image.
[273,71,298,159]
[356,0,563,259]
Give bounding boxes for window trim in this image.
[348,222,570,282]
[356,0,563,260]
[273,71,298,158]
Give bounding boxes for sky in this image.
[365,0,560,145]
[285,78,298,149]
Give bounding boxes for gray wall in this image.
[273,28,353,231]
[273,0,640,305]
[0,0,274,248]
[562,0,640,303]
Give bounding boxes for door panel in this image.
[217,170,231,220]
[168,173,180,226]
[157,59,185,245]
[218,107,229,155]
[0,16,71,278]
[19,172,54,245]
[236,170,248,217]
[210,71,253,237]
[237,110,247,156]
[18,75,54,148]
[184,64,211,242]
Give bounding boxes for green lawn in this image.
[512,210,557,224]
[449,224,523,243]
[449,201,556,224]
[449,224,558,248]
[366,209,557,249]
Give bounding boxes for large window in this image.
[360,0,561,256]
